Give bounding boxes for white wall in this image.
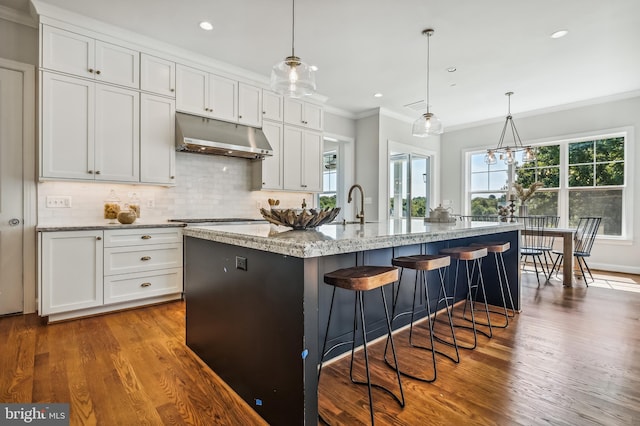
[441,95,640,273]
[324,111,356,139]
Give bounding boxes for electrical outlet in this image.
[46,196,72,208]
[236,256,247,271]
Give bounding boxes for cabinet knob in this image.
[95,171,101,175]
[262,111,266,114]
[88,170,93,174]
[96,236,102,240]
[88,68,94,73]
[140,282,152,287]
[301,184,307,188]
[141,235,152,240]
[170,176,175,179]
[96,70,101,75]
[140,256,151,261]
[170,88,175,92]
[239,115,242,119]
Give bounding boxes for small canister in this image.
[104,190,121,223]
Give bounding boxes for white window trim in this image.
[464,126,634,242]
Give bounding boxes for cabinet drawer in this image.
[104,243,182,275]
[104,268,182,304]
[104,228,182,247]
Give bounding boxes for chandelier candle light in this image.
[412,28,443,137]
[485,92,536,165]
[270,0,316,98]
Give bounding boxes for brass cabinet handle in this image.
[140,256,151,261]
[96,236,102,240]
[95,170,101,175]
[96,70,101,75]
[170,88,175,92]
[141,235,152,239]
[88,68,94,73]
[140,282,152,287]
[170,176,175,179]
[88,170,93,174]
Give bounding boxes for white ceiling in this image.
[6,0,640,128]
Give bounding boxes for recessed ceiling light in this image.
[374,93,383,98]
[199,21,213,31]
[550,29,569,39]
[447,67,457,73]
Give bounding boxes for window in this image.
[467,132,629,238]
[319,151,337,209]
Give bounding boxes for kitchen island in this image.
[182,219,521,425]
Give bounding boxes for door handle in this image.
[8,218,20,226]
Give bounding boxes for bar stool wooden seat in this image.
[319,265,405,425]
[383,254,459,383]
[470,241,515,328]
[436,246,492,350]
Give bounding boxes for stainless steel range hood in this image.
[175,112,273,159]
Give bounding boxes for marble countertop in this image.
[36,220,186,232]
[183,219,522,258]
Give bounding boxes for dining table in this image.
[522,227,576,286]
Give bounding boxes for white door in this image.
[303,103,324,131]
[94,40,140,89]
[238,82,262,127]
[209,74,237,122]
[175,65,209,116]
[0,68,24,315]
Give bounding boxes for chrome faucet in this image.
[348,184,365,225]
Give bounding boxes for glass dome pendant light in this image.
[484,92,536,165]
[270,0,316,98]
[412,29,443,137]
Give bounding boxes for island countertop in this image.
[182,219,521,258]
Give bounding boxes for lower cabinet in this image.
[39,227,183,322]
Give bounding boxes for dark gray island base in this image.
[183,220,521,425]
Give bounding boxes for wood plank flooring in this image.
[1,271,639,425]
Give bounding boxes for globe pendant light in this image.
[270,0,316,98]
[412,29,443,137]
[484,92,536,165]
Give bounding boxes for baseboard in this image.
[588,262,640,275]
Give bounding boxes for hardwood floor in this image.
[1,271,639,425]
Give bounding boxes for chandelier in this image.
[485,92,535,165]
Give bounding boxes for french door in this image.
[390,153,431,219]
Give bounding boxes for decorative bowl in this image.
[260,207,341,230]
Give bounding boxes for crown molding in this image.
[378,107,416,125]
[322,105,357,120]
[0,4,37,28]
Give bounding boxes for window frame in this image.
[465,127,634,241]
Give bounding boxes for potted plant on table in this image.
[513,181,543,217]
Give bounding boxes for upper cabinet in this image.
[42,25,139,89]
[140,94,176,185]
[284,98,323,131]
[262,90,284,122]
[41,72,140,182]
[175,64,262,127]
[140,54,175,97]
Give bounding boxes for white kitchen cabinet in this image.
[238,82,262,127]
[42,25,139,89]
[140,53,176,97]
[176,65,237,122]
[176,64,263,127]
[41,72,140,182]
[284,98,323,131]
[40,230,104,315]
[262,90,284,122]
[283,126,323,192]
[39,227,183,322]
[252,120,283,190]
[140,94,176,185]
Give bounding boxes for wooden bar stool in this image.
[318,265,405,425]
[470,241,516,328]
[436,246,491,350]
[383,254,459,383]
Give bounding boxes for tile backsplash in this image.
[38,152,314,224]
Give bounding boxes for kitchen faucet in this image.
[348,184,365,225]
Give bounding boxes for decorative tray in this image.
[260,207,341,230]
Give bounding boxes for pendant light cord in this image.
[291,0,296,57]
[426,31,431,114]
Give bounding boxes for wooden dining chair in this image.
[550,217,602,286]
